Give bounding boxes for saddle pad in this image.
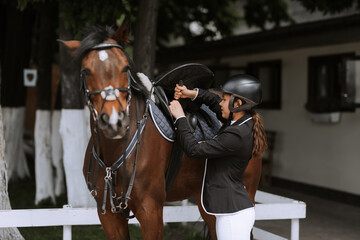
[149,100,221,142]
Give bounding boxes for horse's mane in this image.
[75,26,115,62]
[76,25,150,99]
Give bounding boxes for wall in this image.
[215,42,360,195]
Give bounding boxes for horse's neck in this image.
[91,130,127,165]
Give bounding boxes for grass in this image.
[19,226,107,240]
[8,155,206,239]
[17,224,206,240]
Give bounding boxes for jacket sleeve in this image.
[175,117,243,159]
[194,89,227,124]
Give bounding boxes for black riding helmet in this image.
[216,74,262,113]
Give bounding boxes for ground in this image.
[255,186,360,240]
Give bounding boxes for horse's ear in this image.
[57,39,81,55]
[114,18,131,45]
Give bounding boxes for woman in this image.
[169,74,267,240]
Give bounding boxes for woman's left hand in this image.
[169,100,185,119]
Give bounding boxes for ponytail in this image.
[248,110,267,157]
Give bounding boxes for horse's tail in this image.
[249,110,267,158]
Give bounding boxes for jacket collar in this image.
[231,113,253,126]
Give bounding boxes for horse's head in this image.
[61,21,137,139]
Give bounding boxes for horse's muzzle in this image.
[98,110,130,139]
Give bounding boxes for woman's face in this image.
[219,93,231,119]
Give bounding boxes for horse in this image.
[61,20,262,240]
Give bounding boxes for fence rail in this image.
[0,190,306,240]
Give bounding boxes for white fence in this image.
[0,190,306,240]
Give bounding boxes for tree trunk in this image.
[1,4,34,181]
[34,1,58,205]
[58,0,95,207]
[0,8,25,235]
[133,0,160,78]
[2,107,27,180]
[0,107,24,240]
[51,108,64,197]
[52,68,65,197]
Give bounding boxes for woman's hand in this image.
[174,84,197,100]
[169,100,185,119]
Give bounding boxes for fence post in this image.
[290,218,299,240]
[63,205,72,240]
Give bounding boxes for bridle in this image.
[80,43,133,123]
[81,42,149,218]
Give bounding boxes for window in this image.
[306,53,355,113]
[208,65,246,88]
[246,60,282,109]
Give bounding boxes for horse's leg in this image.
[98,210,130,240]
[196,195,217,240]
[133,198,164,240]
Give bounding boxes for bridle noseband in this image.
[82,42,149,218]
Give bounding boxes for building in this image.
[157,9,360,203]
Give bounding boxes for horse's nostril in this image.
[118,110,125,121]
[99,113,109,127]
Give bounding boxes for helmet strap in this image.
[229,95,257,112]
[227,112,233,126]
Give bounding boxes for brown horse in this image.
[61,21,262,240]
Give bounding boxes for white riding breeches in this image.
[215,207,255,240]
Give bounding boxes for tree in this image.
[244,0,360,30]
[34,0,60,205]
[0,109,24,240]
[57,0,96,207]
[0,6,24,235]
[0,1,34,181]
[244,0,294,30]
[156,0,241,45]
[56,0,243,76]
[298,0,359,14]
[133,0,160,77]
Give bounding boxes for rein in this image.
[82,42,149,218]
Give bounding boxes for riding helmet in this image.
[216,74,262,112]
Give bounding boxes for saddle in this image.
[153,63,215,121]
[149,63,221,191]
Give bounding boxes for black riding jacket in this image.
[175,89,254,214]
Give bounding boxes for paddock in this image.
[0,190,305,240]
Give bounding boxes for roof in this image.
[156,14,360,63]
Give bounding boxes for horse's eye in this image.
[81,68,91,76]
[122,65,130,73]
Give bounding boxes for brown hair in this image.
[248,110,267,157]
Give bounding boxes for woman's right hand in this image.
[169,100,185,119]
[174,84,197,100]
